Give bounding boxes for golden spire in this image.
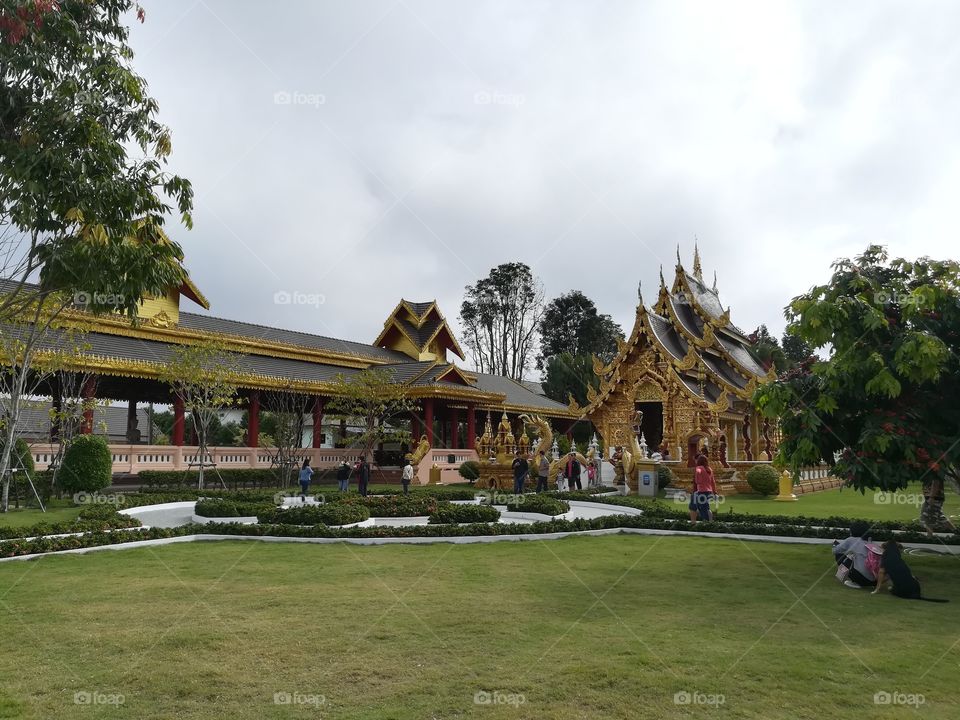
[659,264,666,289]
[712,270,718,292]
[692,240,703,281]
[676,245,682,268]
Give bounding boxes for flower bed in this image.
[258,504,371,527]
[503,495,570,516]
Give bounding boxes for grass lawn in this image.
[716,487,931,523]
[0,536,957,719]
[0,499,82,529]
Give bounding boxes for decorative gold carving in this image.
[633,381,663,402]
[406,434,431,466]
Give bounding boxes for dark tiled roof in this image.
[17,404,160,441]
[472,372,569,412]
[670,295,705,339]
[404,300,435,317]
[178,312,409,363]
[397,315,443,348]
[684,273,726,320]
[647,311,689,360]
[701,353,750,390]
[521,380,546,397]
[377,361,438,384]
[676,370,724,405]
[717,335,767,377]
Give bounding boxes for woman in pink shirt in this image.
[688,454,717,523]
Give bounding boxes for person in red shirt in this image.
[688,454,717,523]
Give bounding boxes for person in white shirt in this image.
[401,459,414,495]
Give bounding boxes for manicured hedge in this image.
[428,503,501,524]
[2,514,958,559]
[503,495,570,516]
[341,495,438,517]
[194,499,274,519]
[258,504,370,526]
[138,469,287,491]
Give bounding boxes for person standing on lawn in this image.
[688,454,716,523]
[512,451,529,495]
[566,452,582,491]
[401,459,414,495]
[536,450,550,493]
[336,460,351,492]
[298,458,314,502]
[357,455,371,497]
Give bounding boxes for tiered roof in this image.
[585,247,772,414]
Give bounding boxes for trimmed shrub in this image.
[746,465,780,496]
[503,494,569,516]
[657,465,674,490]
[340,495,437,517]
[428,503,500,524]
[138,468,287,491]
[458,461,481,481]
[259,503,370,526]
[59,435,112,495]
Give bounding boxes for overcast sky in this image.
[130,0,960,372]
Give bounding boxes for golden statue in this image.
[405,434,430,467]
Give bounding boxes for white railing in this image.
[29,443,369,475]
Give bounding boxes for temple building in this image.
[584,248,778,471]
[0,275,575,466]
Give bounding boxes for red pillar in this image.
[312,396,324,448]
[172,395,185,446]
[423,398,434,446]
[247,390,260,447]
[466,403,476,449]
[81,376,97,434]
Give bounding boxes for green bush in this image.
[259,503,370,526]
[340,495,437,517]
[746,464,780,496]
[59,435,112,495]
[428,503,500,524]
[657,465,674,490]
[458,461,481,481]
[138,468,288,491]
[503,494,569,516]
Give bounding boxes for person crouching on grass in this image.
[688,454,716,524]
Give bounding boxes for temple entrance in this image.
[634,402,663,454]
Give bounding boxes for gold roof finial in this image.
[659,264,666,289]
[692,239,703,281]
[676,245,682,268]
[712,270,718,292]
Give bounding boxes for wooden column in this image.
[126,399,138,443]
[411,414,421,442]
[423,398,434,446]
[466,403,476,449]
[312,397,324,449]
[247,390,260,448]
[742,413,753,461]
[80,375,96,434]
[172,395,185,446]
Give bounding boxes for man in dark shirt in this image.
[566,453,582,491]
[357,456,371,497]
[511,452,529,495]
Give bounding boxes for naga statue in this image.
[405,434,431,467]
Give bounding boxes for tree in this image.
[259,389,312,487]
[781,331,814,368]
[325,369,413,463]
[754,246,960,499]
[537,290,623,370]
[748,325,786,372]
[58,434,112,496]
[1,0,193,321]
[542,352,598,408]
[459,263,544,380]
[159,342,240,488]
